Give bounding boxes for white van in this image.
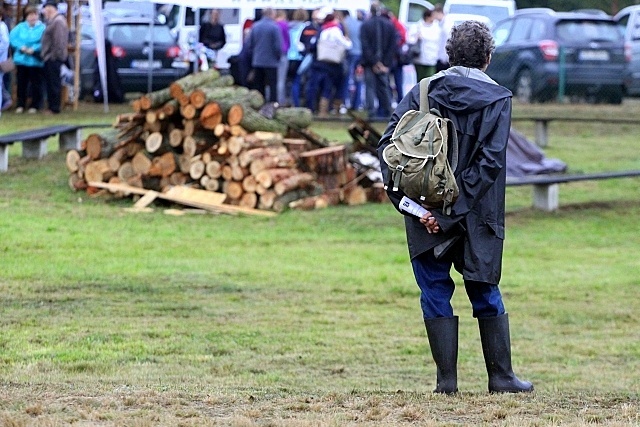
[443,0,516,27]
[614,5,640,96]
[155,0,372,70]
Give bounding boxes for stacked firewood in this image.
[65,69,382,212]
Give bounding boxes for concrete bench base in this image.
[507,170,640,211]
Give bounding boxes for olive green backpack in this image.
[382,77,459,214]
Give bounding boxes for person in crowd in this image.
[0,7,11,113]
[275,9,290,106]
[377,20,534,395]
[41,0,68,114]
[301,8,325,112]
[246,8,282,103]
[9,5,45,113]
[408,8,441,81]
[433,4,451,72]
[287,8,308,107]
[312,9,351,118]
[386,9,407,105]
[340,9,363,111]
[199,9,226,59]
[360,1,396,119]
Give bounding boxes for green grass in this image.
[0,101,638,425]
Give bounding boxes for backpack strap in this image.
[419,77,431,113]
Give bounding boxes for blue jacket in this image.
[9,20,45,67]
[247,17,282,68]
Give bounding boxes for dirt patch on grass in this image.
[1,384,637,426]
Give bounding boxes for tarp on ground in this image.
[506,128,567,178]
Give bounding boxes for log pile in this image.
[66,70,382,213]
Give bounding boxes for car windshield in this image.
[556,20,622,43]
[447,5,510,24]
[107,24,175,45]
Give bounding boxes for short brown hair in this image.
[24,5,39,19]
[292,8,308,22]
[446,21,495,69]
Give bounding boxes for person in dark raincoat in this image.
[377,20,533,394]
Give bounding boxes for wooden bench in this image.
[506,170,640,211]
[511,117,640,147]
[0,124,110,172]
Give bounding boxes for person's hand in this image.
[420,211,440,234]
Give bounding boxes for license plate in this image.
[131,60,162,69]
[578,50,609,61]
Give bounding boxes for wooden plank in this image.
[163,185,226,206]
[133,190,160,209]
[89,182,276,217]
[88,181,150,196]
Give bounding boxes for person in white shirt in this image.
[407,9,442,81]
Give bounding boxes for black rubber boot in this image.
[424,316,458,394]
[478,313,534,393]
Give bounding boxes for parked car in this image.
[614,5,640,96]
[79,15,189,98]
[486,8,628,104]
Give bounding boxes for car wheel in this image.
[607,88,623,105]
[515,69,533,104]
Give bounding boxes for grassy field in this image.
[0,101,639,426]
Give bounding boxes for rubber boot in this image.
[424,316,458,394]
[478,313,534,393]
[318,97,330,118]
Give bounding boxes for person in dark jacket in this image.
[246,8,282,103]
[360,1,397,119]
[377,20,533,395]
[199,9,226,52]
[41,0,68,114]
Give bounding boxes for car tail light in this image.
[625,42,632,62]
[539,40,559,61]
[166,46,181,58]
[111,45,126,58]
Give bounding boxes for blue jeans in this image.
[411,250,506,319]
[341,53,363,110]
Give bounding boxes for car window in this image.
[556,20,623,43]
[529,19,547,40]
[408,3,430,24]
[447,5,510,24]
[509,17,533,42]
[493,20,512,46]
[108,24,176,44]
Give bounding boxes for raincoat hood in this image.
[428,66,512,114]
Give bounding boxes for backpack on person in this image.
[382,76,459,215]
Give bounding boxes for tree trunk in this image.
[239,146,288,167]
[205,160,222,178]
[140,87,172,110]
[200,102,223,129]
[131,151,153,175]
[66,149,81,173]
[145,132,171,155]
[107,147,128,172]
[240,107,287,134]
[274,172,315,195]
[189,159,206,180]
[169,69,221,99]
[148,151,177,178]
[274,107,313,129]
[85,129,121,160]
[239,192,258,209]
[249,152,296,176]
[85,159,113,183]
[223,180,244,200]
[255,168,297,189]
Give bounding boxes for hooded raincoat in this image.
[377,66,512,285]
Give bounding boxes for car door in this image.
[486,18,514,86]
[615,8,640,95]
